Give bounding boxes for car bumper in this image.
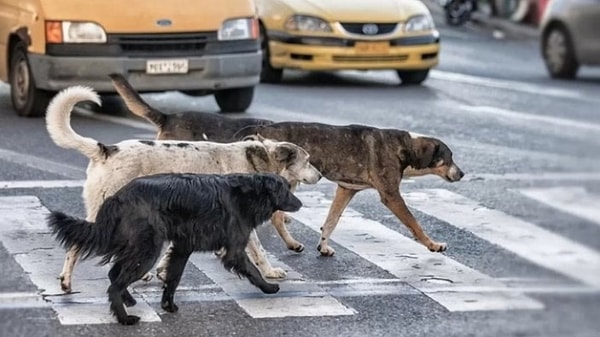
[27,52,262,92]
[268,32,440,71]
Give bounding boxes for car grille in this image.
[108,32,217,56]
[332,55,409,62]
[340,23,398,35]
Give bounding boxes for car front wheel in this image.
[542,24,579,79]
[397,69,430,85]
[9,41,51,117]
[214,87,254,113]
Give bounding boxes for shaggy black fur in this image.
[47,173,302,326]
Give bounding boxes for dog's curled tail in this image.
[47,211,115,263]
[109,73,166,128]
[45,86,103,160]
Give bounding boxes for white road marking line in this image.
[459,105,600,136]
[293,191,544,312]
[0,179,85,189]
[0,148,85,179]
[188,253,356,318]
[430,70,595,102]
[404,189,600,288]
[466,172,600,182]
[0,196,161,325]
[519,187,600,226]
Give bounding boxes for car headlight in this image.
[218,18,259,40]
[285,15,332,33]
[404,15,435,32]
[45,21,107,43]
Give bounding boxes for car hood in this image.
[285,0,430,22]
[38,0,255,32]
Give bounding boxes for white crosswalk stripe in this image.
[519,187,600,227]
[403,189,600,288]
[0,182,599,325]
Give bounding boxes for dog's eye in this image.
[435,160,445,167]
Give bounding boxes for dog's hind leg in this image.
[245,230,286,279]
[160,246,192,313]
[107,262,141,325]
[222,248,279,294]
[317,185,359,256]
[59,247,80,293]
[108,265,136,308]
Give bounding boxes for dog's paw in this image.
[161,300,179,313]
[141,272,153,282]
[260,283,280,294]
[287,242,304,253]
[263,267,287,279]
[119,315,141,326]
[283,214,292,224]
[428,241,448,253]
[59,275,72,293]
[317,244,335,257]
[156,267,167,283]
[214,247,226,258]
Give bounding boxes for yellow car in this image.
[256,0,440,85]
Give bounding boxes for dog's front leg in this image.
[378,189,447,252]
[59,247,80,293]
[317,185,358,256]
[270,211,304,252]
[245,230,287,279]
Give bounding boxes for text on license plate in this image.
[146,59,189,74]
[354,41,390,54]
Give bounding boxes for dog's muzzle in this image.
[446,164,465,182]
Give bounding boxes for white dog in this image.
[45,86,321,293]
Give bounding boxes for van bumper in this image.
[27,52,261,92]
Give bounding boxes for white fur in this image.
[46,86,321,292]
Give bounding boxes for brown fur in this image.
[112,76,465,256]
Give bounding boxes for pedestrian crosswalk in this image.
[0,182,599,325]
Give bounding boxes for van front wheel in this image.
[214,87,254,113]
[9,41,51,117]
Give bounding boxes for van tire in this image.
[9,41,51,117]
[397,69,430,85]
[214,87,254,113]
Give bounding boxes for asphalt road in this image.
[1,13,600,337]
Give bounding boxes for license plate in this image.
[146,59,189,74]
[355,41,390,54]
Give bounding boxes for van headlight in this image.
[404,15,435,32]
[218,18,259,40]
[285,15,332,33]
[46,21,107,43]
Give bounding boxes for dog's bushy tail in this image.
[45,86,104,161]
[109,73,166,128]
[47,211,116,263]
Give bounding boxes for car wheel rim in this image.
[12,58,30,109]
[545,29,567,73]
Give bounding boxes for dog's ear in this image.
[412,138,439,169]
[242,134,265,142]
[274,143,298,163]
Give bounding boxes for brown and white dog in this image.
[45,86,322,293]
[111,74,464,257]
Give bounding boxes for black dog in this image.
[47,172,302,325]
